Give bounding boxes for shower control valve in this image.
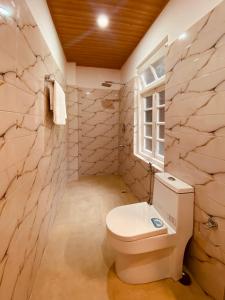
[204,216,218,230]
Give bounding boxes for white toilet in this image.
[106,172,194,284]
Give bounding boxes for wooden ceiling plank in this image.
[47,0,169,68]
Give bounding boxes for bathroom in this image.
[0,0,225,299]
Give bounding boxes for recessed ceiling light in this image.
[0,6,11,17]
[178,32,187,40]
[97,14,109,29]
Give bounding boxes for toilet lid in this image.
[106,202,168,242]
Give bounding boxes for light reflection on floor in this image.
[30,175,210,300]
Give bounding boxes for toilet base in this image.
[115,248,174,284]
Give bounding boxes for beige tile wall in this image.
[67,86,79,182]
[0,1,67,299]
[118,80,151,201]
[78,88,120,176]
[165,2,225,299]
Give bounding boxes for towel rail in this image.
[45,75,54,83]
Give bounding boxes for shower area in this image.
[66,81,151,202]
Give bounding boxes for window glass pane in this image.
[157,141,164,156]
[158,125,165,139]
[141,68,155,85]
[145,138,152,151]
[145,110,152,122]
[158,90,165,105]
[145,96,153,109]
[158,108,165,122]
[152,57,165,78]
[145,125,152,137]
[140,77,145,89]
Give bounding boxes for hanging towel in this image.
[53,80,67,125]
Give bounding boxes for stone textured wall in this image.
[67,86,79,182]
[118,80,151,201]
[0,1,67,299]
[165,2,225,299]
[78,88,120,176]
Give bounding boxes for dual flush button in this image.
[151,218,164,228]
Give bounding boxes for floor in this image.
[30,175,211,300]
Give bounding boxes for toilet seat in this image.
[106,202,168,242]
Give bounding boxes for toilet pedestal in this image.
[115,248,173,284]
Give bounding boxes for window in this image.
[141,88,165,164]
[135,42,167,170]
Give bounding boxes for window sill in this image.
[134,152,164,172]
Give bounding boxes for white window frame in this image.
[135,42,167,171]
[139,84,165,165]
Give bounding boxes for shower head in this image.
[101,81,112,87]
[101,80,125,88]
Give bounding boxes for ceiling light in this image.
[97,14,109,29]
[0,6,11,17]
[178,32,187,40]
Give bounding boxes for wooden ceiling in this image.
[47,0,169,69]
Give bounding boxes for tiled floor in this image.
[30,175,211,300]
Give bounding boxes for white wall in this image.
[76,67,121,90]
[121,0,223,82]
[25,0,66,75]
[66,62,77,86]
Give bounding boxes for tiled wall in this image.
[67,86,79,182]
[119,80,150,201]
[0,1,67,299]
[78,88,119,176]
[165,2,225,299]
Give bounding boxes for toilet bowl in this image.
[106,172,194,284]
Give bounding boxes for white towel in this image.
[53,80,67,125]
